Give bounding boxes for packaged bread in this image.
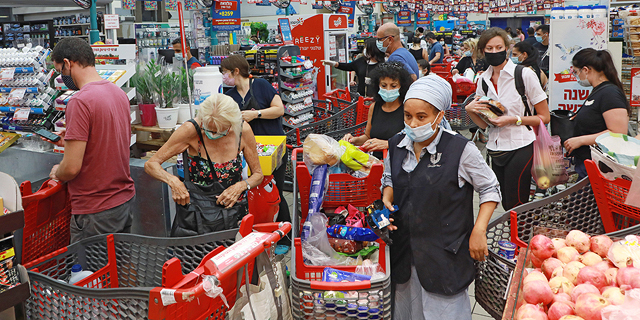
[628,16,640,25]
[303,134,343,166]
[476,96,506,124]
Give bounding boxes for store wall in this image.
[13,6,103,21]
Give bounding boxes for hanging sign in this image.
[278,18,294,45]
[338,1,356,28]
[212,0,241,31]
[631,68,640,107]
[397,6,412,26]
[416,12,430,25]
[104,14,120,30]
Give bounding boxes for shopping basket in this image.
[24,214,291,320]
[289,147,390,320]
[355,96,374,125]
[474,177,639,319]
[323,88,357,106]
[445,104,475,131]
[585,159,640,232]
[18,179,71,267]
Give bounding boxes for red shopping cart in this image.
[19,179,71,268]
[289,147,390,320]
[24,214,291,320]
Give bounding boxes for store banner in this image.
[549,18,608,111]
[256,0,272,6]
[631,68,640,107]
[338,1,356,27]
[144,1,158,10]
[416,12,430,25]
[397,6,412,26]
[184,0,199,10]
[212,0,241,31]
[165,0,178,10]
[122,0,135,10]
[278,18,294,45]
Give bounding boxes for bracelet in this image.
[245,180,251,191]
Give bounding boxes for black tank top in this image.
[409,48,423,62]
[369,101,405,159]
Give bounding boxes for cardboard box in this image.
[254,136,286,176]
[613,19,625,25]
[0,132,20,154]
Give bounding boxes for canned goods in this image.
[498,240,517,260]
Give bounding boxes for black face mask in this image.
[61,62,79,91]
[485,50,507,67]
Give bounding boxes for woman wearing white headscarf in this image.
[382,75,501,320]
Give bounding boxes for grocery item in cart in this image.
[302,211,354,266]
[328,238,365,254]
[327,225,379,241]
[339,140,382,175]
[595,133,640,167]
[308,164,328,215]
[322,267,371,282]
[303,134,343,167]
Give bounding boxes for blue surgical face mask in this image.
[378,88,399,102]
[535,35,543,43]
[376,36,389,53]
[464,51,472,57]
[404,111,442,142]
[574,68,592,87]
[203,127,230,140]
[510,56,520,64]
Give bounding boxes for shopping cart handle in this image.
[22,179,64,204]
[310,280,372,290]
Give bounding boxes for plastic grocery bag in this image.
[303,134,344,172]
[607,235,640,269]
[301,211,353,266]
[355,260,386,281]
[531,119,568,189]
[602,289,640,320]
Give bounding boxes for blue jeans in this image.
[574,159,587,180]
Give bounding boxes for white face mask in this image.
[404,111,443,142]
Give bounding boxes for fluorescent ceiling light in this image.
[0,16,8,18]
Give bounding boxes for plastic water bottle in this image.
[301,220,312,242]
[68,264,94,286]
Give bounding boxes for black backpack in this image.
[481,64,534,131]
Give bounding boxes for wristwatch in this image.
[516,115,522,126]
[257,110,262,118]
[245,180,251,191]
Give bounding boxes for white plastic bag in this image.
[602,289,640,320]
[355,260,386,281]
[303,134,344,172]
[607,235,640,268]
[463,68,476,82]
[302,211,353,266]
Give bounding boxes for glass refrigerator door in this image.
[327,31,349,92]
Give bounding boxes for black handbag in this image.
[171,120,247,237]
[550,109,575,145]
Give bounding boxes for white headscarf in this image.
[404,75,453,130]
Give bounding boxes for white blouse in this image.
[475,60,548,151]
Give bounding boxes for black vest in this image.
[388,131,475,296]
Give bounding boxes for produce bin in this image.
[475,177,639,319]
[290,147,390,320]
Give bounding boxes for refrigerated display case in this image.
[289,14,350,98]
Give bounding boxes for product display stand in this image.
[277,45,315,130]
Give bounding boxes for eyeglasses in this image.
[203,127,230,140]
[376,35,392,42]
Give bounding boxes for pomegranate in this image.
[590,235,613,258]
[523,280,554,305]
[524,271,549,285]
[559,316,585,320]
[563,261,586,285]
[575,293,610,320]
[557,247,581,264]
[566,230,591,254]
[592,261,612,273]
[570,284,600,302]
[578,252,602,266]
[549,276,575,295]
[604,268,617,287]
[554,293,573,304]
[601,286,625,305]
[548,301,575,320]
[616,267,640,290]
[532,234,556,260]
[531,253,544,268]
[543,258,566,279]
[552,267,564,279]
[516,303,549,320]
[552,238,568,254]
[576,266,607,290]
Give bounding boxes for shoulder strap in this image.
[481,78,488,96]
[187,119,216,171]
[514,65,533,131]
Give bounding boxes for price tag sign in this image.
[14,107,31,121]
[0,68,15,81]
[8,88,26,100]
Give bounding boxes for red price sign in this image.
[215,1,238,10]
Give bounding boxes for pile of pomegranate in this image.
[515,230,640,320]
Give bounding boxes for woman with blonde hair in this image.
[451,38,487,76]
[145,93,263,236]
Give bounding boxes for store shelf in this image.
[280,84,312,92]
[0,87,39,94]
[122,87,136,101]
[97,64,137,88]
[279,68,311,79]
[0,210,24,235]
[56,35,89,38]
[0,210,31,311]
[0,107,45,114]
[282,120,311,130]
[281,94,312,104]
[54,23,90,27]
[279,61,305,68]
[284,106,314,117]
[131,124,174,133]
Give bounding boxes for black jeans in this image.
[273,155,291,246]
[489,143,534,211]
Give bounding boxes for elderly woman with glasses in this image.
[145,94,263,234]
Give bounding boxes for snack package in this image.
[477,96,505,125]
[339,140,382,175]
[328,239,368,254]
[322,267,371,282]
[308,165,329,215]
[327,225,379,241]
[303,134,344,169]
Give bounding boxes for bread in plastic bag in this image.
[532,119,568,189]
[303,134,344,170]
[602,289,640,320]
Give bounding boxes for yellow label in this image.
[0,247,15,261]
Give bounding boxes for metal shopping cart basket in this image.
[24,214,291,320]
[474,177,640,319]
[289,148,390,320]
